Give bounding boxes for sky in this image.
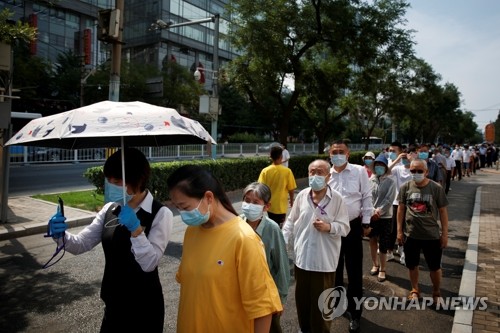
[405,0,500,131]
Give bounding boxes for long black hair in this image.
[167,165,237,215]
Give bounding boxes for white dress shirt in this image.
[282,186,350,272]
[60,191,173,272]
[328,163,373,224]
[390,164,412,205]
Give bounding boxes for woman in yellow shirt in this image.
[167,165,282,333]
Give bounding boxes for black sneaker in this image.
[349,318,361,332]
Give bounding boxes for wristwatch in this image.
[362,224,371,229]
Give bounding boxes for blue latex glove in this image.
[49,212,67,238]
[118,205,141,232]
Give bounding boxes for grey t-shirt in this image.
[397,180,448,240]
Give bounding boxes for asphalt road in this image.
[8,162,102,197]
[2,170,498,332]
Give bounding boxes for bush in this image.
[83,154,330,202]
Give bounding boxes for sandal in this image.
[377,271,386,282]
[408,289,420,301]
[370,266,380,276]
[432,291,442,307]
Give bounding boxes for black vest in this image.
[99,200,165,331]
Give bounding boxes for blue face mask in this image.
[374,165,386,176]
[309,175,327,191]
[402,159,410,166]
[389,152,397,161]
[331,154,347,167]
[364,159,373,166]
[104,179,134,204]
[179,199,210,226]
[418,152,429,159]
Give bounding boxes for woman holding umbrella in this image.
[49,148,173,333]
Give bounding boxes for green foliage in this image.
[495,111,500,144]
[0,8,37,44]
[52,50,82,106]
[228,132,266,143]
[83,155,326,202]
[155,58,204,114]
[33,190,105,212]
[11,43,53,103]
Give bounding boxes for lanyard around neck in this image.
[309,186,332,215]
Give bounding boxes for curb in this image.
[451,186,481,332]
[0,215,96,242]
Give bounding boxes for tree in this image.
[0,8,36,44]
[158,57,203,111]
[1,8,39,111]
[51,50,83,107]
[226,0,416,147]
[495,111,500,144]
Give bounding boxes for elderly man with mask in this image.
[397,159,449,306]
[328,139,373,333]
[282,159,350,333]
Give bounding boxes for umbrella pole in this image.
[121,137,126,206]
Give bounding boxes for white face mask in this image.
[331,154,347,167]
[241,202,265,222]
[412,174,425,182]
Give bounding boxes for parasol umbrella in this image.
[5,100,215,149]
[5,100,216,202]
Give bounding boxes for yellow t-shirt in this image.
[258,164,297,214]
[176,216,282,333]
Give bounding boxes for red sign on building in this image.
[83,29,92,65]
[28,14,37,55]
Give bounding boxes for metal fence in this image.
[8,142,385,164]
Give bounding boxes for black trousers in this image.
[335,217,363,320]
[453,161,462,180]
[388,205,398,252]
[445,170,452,194]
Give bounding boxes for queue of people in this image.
[47,141,453,333]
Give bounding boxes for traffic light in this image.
[97,9,120,41]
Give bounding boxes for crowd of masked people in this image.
[46,140,497,333]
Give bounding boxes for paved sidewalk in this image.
[472,182,500,332]
[0,196,96,241]
[452,167,500,333]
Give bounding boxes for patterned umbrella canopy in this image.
[5,100,215,149]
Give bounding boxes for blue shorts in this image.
[404,237,443,271]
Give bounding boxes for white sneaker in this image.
[386,252,395,262]
[400,253,406,265]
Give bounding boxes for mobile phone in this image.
[58,197,65,217]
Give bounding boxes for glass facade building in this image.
[0,0,237,93]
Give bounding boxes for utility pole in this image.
[154,15,220,159]
[109,0,124,102]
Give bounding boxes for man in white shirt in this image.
[388,146,415,263]
[462,145,472,177]
[451,145,463,180]
[443,146,456,194]
[282,159,350,333]
[281,143,290,168]
[327,139,373,333]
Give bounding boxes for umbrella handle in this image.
[112,205,121,216]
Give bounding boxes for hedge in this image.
[83,151,373,202]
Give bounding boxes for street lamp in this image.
[154,15,220,159]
